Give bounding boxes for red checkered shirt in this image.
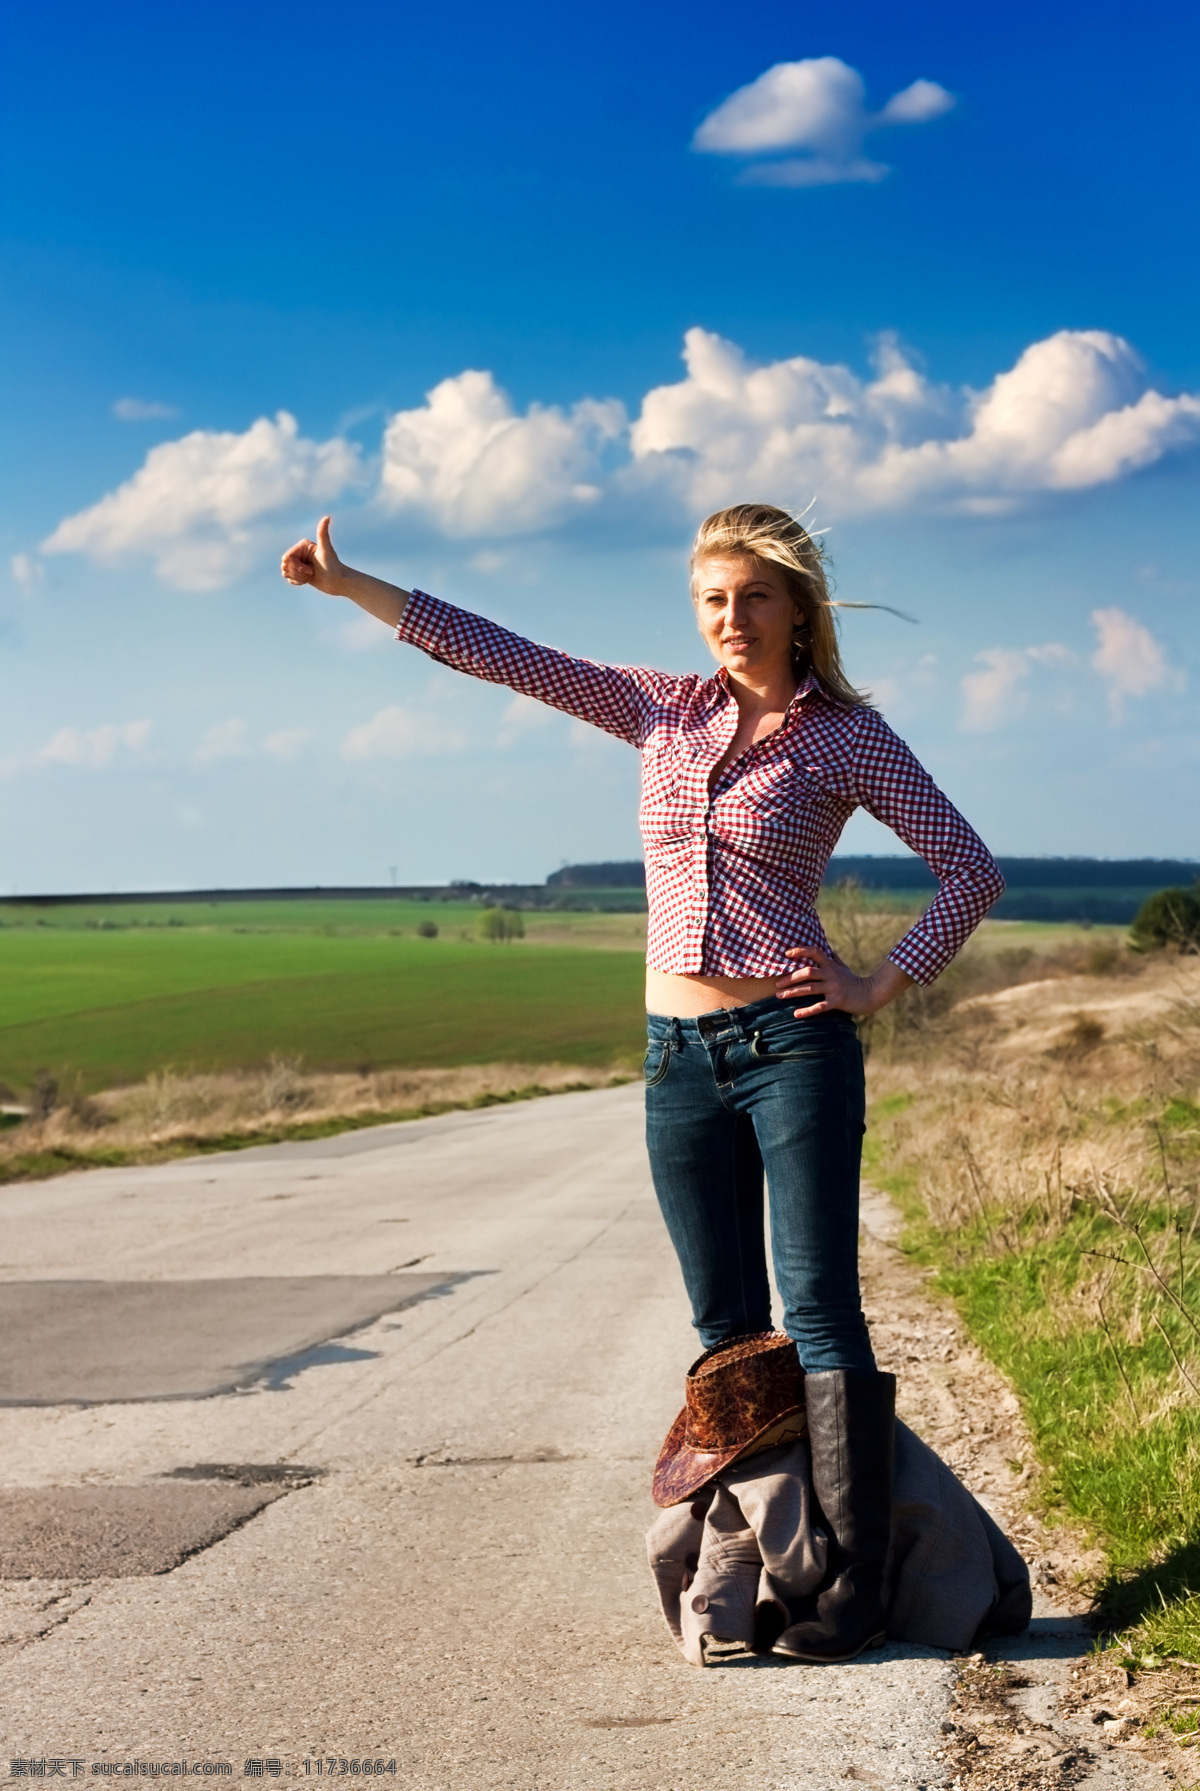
[396,591,1003,984]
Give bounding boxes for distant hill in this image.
[826,855,1200,892]
[4,857,1195,926]
[543,856,1200,924]
[823,856,1199,923]
[546,862,646,888]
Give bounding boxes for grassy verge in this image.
[817,882,1200,1663]
[0,1063,631,1184]
[863,1012,1200,1662]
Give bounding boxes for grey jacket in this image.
[647,1419,1031,1665]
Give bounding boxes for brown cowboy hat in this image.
[652,1331,807,1508]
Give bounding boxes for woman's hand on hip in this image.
[775,946,914,1018]
[281,515,349,596]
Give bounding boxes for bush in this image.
[27,1071,60,1122]
[477,906,525,943]
[416,920,439,938]
[1130,884,1200,954]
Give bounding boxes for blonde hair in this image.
[690,503,869,709]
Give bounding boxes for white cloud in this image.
[43,412,362,590]
[692,56,954,187]
[876,79,956,127]
[42,327,1200,584]
[194,718,251,763]
[329,607,395,652]
[198,721,314,761]
[960,644,1073,732]
[628,327,1200,516]
[9,553,44,589]
[112,397,178,422]
[469,550,508,573]
[496,692,554,747]
[340,705,467,761]
[263,727,312,760]
[380,370,624,535]
[1090,607,1184,718]
[35,719,153,768]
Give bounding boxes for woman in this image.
[281,503,1003,1662]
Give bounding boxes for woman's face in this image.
[693,554,802,685]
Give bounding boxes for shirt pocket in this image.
[717,761,824,867]
[640,739,696,845]
[731,760,804,818]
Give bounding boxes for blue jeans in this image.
[644,995,874,1374]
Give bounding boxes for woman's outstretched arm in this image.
[280,515,680,749]
[281,516,410,628]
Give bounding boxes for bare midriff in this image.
[645,969,780,1018]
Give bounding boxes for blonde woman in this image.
[281,503,1003,1661]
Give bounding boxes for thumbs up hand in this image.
[281,515,348,596]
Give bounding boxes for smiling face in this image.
[692,553,804,686]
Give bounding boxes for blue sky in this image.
[2,0,1198,892]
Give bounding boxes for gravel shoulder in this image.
[860,1190,1171,1791]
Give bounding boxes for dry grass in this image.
[862,954,1200,1254]
[823,873,1200,1660]
[0,1057,625,1180]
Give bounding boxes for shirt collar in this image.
[714,667,823,710]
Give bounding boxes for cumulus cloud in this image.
[341,705,467,761]
[43,412,362,590]
[9,553,44,589]
[329,607,397,653]
[112,397,178,422]
[35,719,152,768]
[496,692,554,747]
[194,718,251,763]
[959,644,1074,732]
[1090,607,1183,718]
[192,719,314,762]
[693,56,954,187]
[960,612,1185,730]
[628,327,1200,516]
[43,327,1200,578]
[263,727,312,760]
[380,370,624,535]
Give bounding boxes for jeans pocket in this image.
[748,1026,839,1063]
[644,1040,673,1086]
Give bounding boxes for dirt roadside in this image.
[859,1188,1178,1790]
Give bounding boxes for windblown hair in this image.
[690,503,869,709]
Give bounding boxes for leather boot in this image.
[773,1369,895,1663]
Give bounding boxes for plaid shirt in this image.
[396,592,1003,984]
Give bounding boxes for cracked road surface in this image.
[0,1086,1166,1788]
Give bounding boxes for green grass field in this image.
[0,892,1121,1099]
[0,901,647,1093]
[0,896,554,934]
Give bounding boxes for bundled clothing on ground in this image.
[647,1421,1031,1666]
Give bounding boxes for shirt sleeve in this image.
[395,589,674,747]
[848,707,1005,985]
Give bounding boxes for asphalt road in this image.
[0,1085,1127,1789]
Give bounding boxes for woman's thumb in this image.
[317,514,334,556]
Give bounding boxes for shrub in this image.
[477,906,525,943]
[416,920,439,938]
[1130,884,1200,954]
[27,1071,60,1122]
